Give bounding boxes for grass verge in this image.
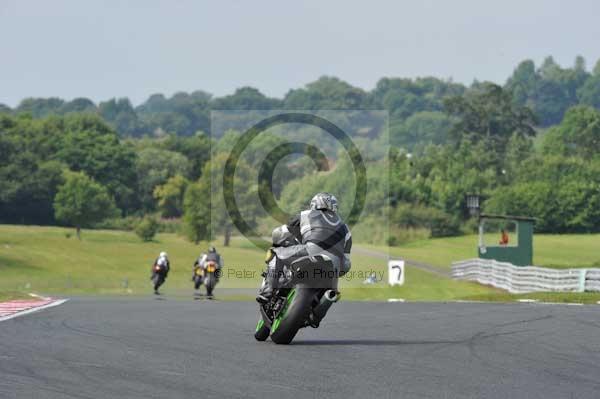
[370,233,600,270]
[0,291,32,302]
[1,225,599,303]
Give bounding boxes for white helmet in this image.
[159,251,168,258]
[310,192,338,213]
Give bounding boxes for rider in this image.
[257,192,352,302]
[193,246,223,281]
[152,251,170,277]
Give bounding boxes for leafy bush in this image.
[485,176,600,233]
[391,227,431,244]
[135,216,159,242]
[393,204,461,238]
[428,211,461,238]
[93,215,142,231]
[386,236,398,246]
[94,215,180,233]
[157,218,182,233]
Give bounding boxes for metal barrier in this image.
[451,258,600,293]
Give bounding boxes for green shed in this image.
[477,213,535,266]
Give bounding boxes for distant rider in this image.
[151,251,170,294]
[152,251,170,277]
[257,192,352,302]
[193,246,223,282]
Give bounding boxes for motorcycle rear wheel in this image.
[270,286,315,345]
[153,274,164,291]
[205,274,216,296]
[193,275,202,290]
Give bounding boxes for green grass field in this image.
[0,291,31,302]
[369,234,600,270]
[0,225,599,303]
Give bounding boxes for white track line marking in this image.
[28,292,51,301]
[0,299,68,322]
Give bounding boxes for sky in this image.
[1,0,600,107]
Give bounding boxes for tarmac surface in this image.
[1,297,599,399]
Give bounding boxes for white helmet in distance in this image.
[159,251,168,258]
[310,192,338,213]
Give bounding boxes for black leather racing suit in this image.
[260,209,352,296]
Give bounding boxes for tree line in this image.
[2,56,600,144]
[1,56,599,242]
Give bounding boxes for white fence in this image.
[451,258,600,294]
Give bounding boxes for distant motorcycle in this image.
[194,261,218,296]
[152,262,168,294]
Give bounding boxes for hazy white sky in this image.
[1,0,599,106]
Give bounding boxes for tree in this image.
[99,98,145,136]
[135,148,190,211]
[187,153,259,246]
[284,77,370,109]
[0,104,11,114]
[213,87,281,110]
[0,114,66,224]
[215,153,258,246]
[486,166,600,233]
[444,83,537,155]
[53,171,118,239]
[136,91,212,136]
[153,175,188,217]
[505,57,591,126]
[182,181,210,244]
[160,133,211,179]
[135,216,159,242]
[577,61,600,109]
[16,97,65,117]
[505,60,537,106]
[392,111,454,149]
[542,106,600,160]
[0,158,65,224]
[0,113,139,223]
[59,98,96,114]
[56,114,139,213]
[578,76,600,109]
[371,77,465,136]
[504,132,534,179]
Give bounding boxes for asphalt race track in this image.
[1,297,599,399]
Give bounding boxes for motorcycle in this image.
[194,261,218,296]
[193,265,204,290]
[152,262,168,294]
[254,249,340,344]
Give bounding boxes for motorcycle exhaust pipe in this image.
[311,290,340,325]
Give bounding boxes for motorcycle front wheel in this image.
[254,318,270,341]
